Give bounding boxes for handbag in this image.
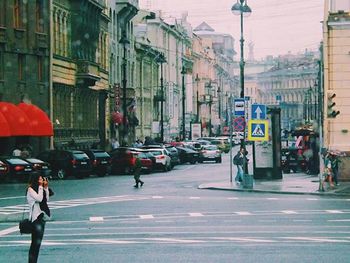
[19,197,34,235]
[19,218,33,234]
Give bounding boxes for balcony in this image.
[76,60,101,87]
[116,0,139,25]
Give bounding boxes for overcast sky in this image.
[139,0,324,60]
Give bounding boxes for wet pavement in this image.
[199,173,350,196]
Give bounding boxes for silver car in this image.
[199,145,222,163]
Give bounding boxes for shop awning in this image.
[0,102,33,136]
[18,103,53,137]
[0,111,11,137]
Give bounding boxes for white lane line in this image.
[266,198,279,200]
[89,217,104,222]
[139,215,154,219]
[152,196,163,199]
[326,210,344,214]
[213,237,275,243]
[0,226,19,237]
[84,239,137,244]
[0,196,24,200]
[235,211,252,216]
[283,237,350,243]
[307,198,318,201]
[189,213,204,217]
[328,219,350,222]
[293,220,312,222]
[189,197,200,200]
[282,210,298,214]
[227,197,239,200]
[149,238,204,243]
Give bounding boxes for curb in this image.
[198,185,350,197]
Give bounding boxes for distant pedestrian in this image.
[27,173,51,263]
[133,155,144,188]
[330,153,340,186]
[111,138,120,150]
[233,147,247,185]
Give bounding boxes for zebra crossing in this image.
[0,195,151,215]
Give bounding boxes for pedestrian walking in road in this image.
[233,147,247,185]
[133,155,144,188]
[27,173,51,263]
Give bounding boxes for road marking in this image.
[328,219,350,222]
[282,237,350,243]
[0,196,24,200]
[326,210,344,214]
[282,210,298,214]
[266,198,279,200]
[235,211,252,216]
[293,220,312,222]
[139,215,154,219]
[227,197,239,200]
[0,195,151,215]
[213,237,276,243]
[189,197,200,199]
[0,226,19,237]
[189,213,203,217]
[307,198,318,201]
[89,217,104,222]
[152,196,163,199]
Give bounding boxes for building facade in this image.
[51,0,110,149]
[0,0,51,155]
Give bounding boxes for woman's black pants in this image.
[28,216,45,263]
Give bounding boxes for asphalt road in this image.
[0,152,350,263]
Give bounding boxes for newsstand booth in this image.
[0,102,53,156]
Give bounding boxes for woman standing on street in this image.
[27,173,50,263]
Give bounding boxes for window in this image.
[13,0,22,28]
[18,54,25,81]
[36,0,44,32]
[37,56,43,82]
[0,0,6,27]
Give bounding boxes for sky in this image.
[139,0,324,59]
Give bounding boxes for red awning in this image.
[18,103,53,137]
[0,102,33,136]
[0,111,11,137]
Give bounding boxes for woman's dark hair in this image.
[28,173,41,193]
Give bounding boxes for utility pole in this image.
[157,53,166,143]
[181,66,186,140]
[195,74,200,122]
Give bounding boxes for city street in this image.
[0,153,350,263]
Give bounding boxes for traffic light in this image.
[327,92,340,118]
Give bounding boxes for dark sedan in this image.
[21,158,51,178]
[0,156,33,182]
[84,150,111,177]
[176,147,200,164]
[37,150,92,179]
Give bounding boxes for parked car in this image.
[37,150,92,179]
[84,150,111,177]
[0,160,9,177]
[176,146,200,164]
[164,145,180,167]
[147,148,172,171]
[210,139,230,153]
[21,158,51,178]
[199,145,222,163]
[109,148,153,174]
[0,156,33,182]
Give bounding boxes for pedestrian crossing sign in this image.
[247,120,269,141]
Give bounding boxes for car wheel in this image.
[57,169,67,180]
[216,158,222,163]
[97,171,106,177]
[190,160,196,164]
[199,159,203,163]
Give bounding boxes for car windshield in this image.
[26,158,44,163]
[150,151,162,156]
[204,146,218,151]
[6,158,29,165]
[93,151,110,158]
[73,153,89,159]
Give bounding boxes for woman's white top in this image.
[27,186,49,222]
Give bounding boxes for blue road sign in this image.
[251,104,266,120]
[234,98,245,116]
[247,120,269,141]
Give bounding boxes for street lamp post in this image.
[181,66,186,140]
[157,53,166,143]
[232,0,251,174]
[195,74,200,123]
[119,35,130,146]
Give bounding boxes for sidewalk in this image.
[199,173,350,196]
